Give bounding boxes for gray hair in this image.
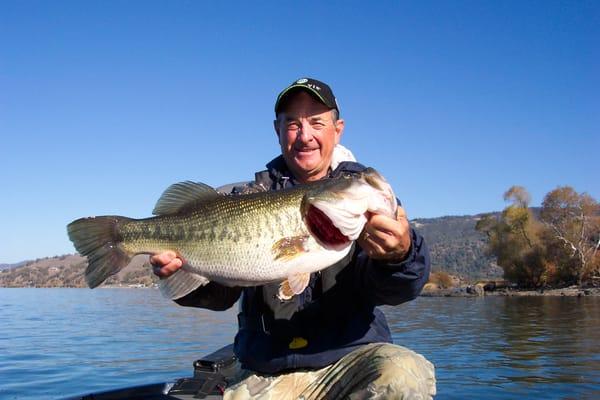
[330,109,339,123]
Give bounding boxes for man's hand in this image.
[150,251,185,278]
[358,206,411,263]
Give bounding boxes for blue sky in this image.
[1,1,598,263]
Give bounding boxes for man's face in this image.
[274,91,345,183]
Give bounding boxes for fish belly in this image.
[181,235,352,286]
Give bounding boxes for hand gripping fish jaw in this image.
[276,169,397,300]
[301,168,397,246]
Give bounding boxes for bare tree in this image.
[540,186,600,285]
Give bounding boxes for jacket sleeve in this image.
[174,282,242,311]
[354,226,430,306]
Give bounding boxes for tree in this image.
[503,186,536,248]
[476,186,548,287]
[540,187,600,285]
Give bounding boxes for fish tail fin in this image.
[67,216,133,288]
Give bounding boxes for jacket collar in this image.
[264,155,365,187]
[265,155,301,187]
[265,155,291,180]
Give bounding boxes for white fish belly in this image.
[182,237,353,285]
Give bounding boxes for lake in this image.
[0,288,598,399]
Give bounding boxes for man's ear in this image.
[273,119,281,141]
[334,118,345,145]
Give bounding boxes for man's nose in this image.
[297,122,313,142]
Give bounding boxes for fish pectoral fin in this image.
[272,235,310,262]
[277,272,311,301]
[158,268,210,300]
[287,272,311,294]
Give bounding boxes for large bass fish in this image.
[67,168,397,300]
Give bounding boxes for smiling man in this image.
[275,85,344,183]
[151,78,435,399]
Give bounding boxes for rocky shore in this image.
[421,282,600,297]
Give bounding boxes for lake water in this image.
[0,288,598,399]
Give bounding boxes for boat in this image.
[63,344,237,399]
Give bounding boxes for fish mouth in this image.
[305,204,351,249]
[301,168,397,249]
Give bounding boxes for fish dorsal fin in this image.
[153,181,220,215]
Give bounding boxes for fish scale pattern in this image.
[120,187,315,283]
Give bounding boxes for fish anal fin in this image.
[272,235,310,262]
[153,181,220,216]
[277,272,311,301]
[158,268,210,300]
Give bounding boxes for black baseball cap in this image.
[275,77,340,116]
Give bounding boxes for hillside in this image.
[412,213,503,279]
[0,213,504,287]
[0,254,157,288]
[0,261,29,271]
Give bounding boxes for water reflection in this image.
[494,297,600,389]
[383,296,600,399]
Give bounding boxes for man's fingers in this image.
[153,258,183,278]
[360,206,411,261]
[150,251,184,278]
[369,211,408,233]
[165,258,183,272]
[150,250,177,266]
[361,234,386,257]
[364,214,408,245]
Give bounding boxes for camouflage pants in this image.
[224,343,436,400]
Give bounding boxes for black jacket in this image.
[176,156,430,373]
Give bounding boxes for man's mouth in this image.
[295,147,319,155]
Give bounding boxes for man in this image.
[152,78,436,399]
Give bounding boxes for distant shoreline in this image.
[3,285,598,298]
[421,285,600,297]
[0,285,157,290]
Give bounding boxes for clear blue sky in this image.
[1,1,598,263]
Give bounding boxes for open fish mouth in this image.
[302,168,397,249]
[304,204,350,248]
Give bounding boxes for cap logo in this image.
[296,78,308,84]
[307,83,321,91]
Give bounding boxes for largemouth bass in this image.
[67,168,397,300]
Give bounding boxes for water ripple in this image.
[1,289,598,399]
